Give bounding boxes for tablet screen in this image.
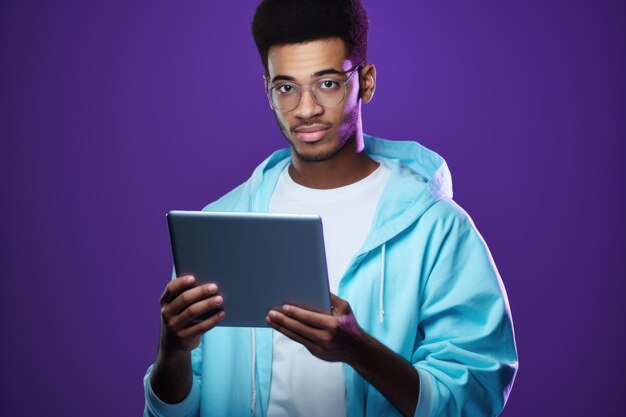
[167,211,332,327]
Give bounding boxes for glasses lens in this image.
[271,85,299,112]
[312,79,346,108]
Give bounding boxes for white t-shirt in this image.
[266,160,391,417]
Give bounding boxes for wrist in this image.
[158,334,192,361]
[158,324,194,356]
[158,342,190,360]
[347,330,377,369]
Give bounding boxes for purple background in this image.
[1,1,624,415]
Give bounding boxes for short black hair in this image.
[251,0,369,72]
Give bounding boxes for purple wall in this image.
[1,1,624,415]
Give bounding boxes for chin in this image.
[292,139,346,163]
[294,149,339,162]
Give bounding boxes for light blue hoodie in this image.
[144,135,518,417]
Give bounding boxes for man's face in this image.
[265,37,361,162]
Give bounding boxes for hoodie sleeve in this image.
[412,202,518,417]
[143,341,203,417]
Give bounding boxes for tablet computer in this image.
[166,210,332,327]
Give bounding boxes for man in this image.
[143,1,518,416]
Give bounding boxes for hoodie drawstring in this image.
[251,328,257,415]
[379,243,386,323]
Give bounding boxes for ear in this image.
[358,64,376,104]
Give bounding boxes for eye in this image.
[276,84,297,94]
[318,80,340,90]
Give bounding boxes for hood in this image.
[357,135,453,253]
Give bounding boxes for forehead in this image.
[267,37,352,80]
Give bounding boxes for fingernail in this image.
[186,275,194,282]
[282,305,291,312]
[207,283,217,292]
[268,310,277,318]
[214,296,223,305]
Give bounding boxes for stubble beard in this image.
[291,137,347,162]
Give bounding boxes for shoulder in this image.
[407,198,493,263]
[419,198,474,233]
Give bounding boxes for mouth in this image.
[293,125,331,143]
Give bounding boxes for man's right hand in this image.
[150,275,224,403]
[159,275,226,354]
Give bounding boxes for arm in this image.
[410,209,518,417]
[266,294,419,417]
[350,330,420,417]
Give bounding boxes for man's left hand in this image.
[266,293,366,364]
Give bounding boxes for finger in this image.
[170,294,225,330]
[281,304,334,329]
[166,283,219,315]
[160,275,196,306]
[267,310,328,343]
[177,310,226,339]
[266,313,320,352]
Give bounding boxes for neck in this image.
[289,133,379,190]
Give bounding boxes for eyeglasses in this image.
[265,65,362,112]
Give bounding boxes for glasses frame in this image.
[265,65,363,112]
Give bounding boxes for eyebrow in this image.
[271,68,347,84]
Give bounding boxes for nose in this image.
[293,87,323,119]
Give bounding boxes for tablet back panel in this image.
[167,211,331,327]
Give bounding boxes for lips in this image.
[293,125,331,143]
